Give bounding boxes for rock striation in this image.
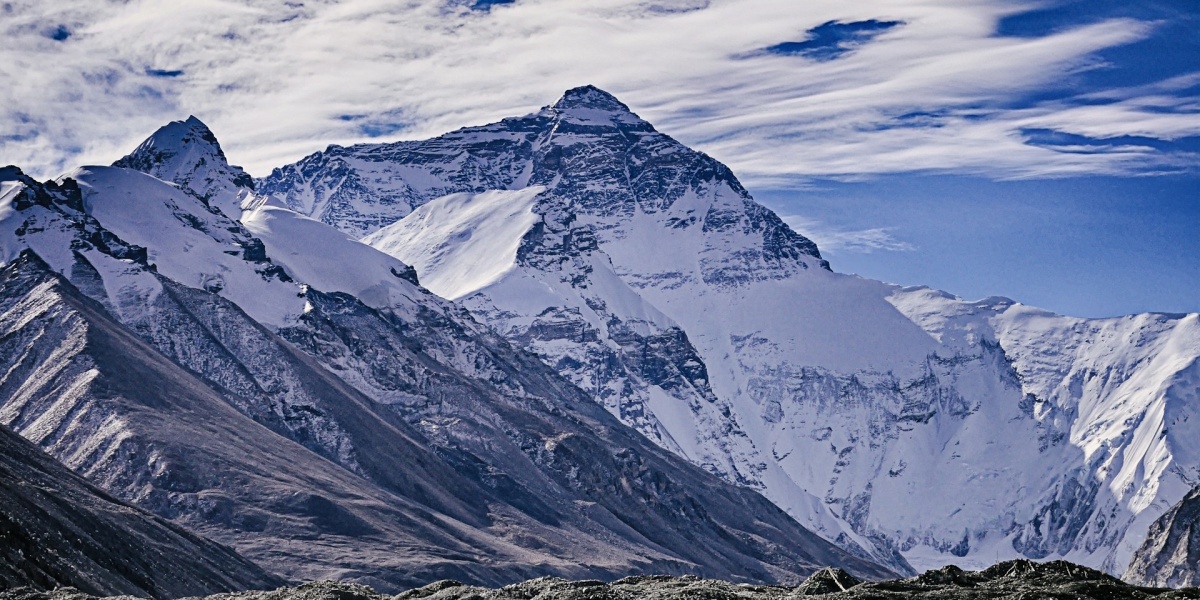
[0,420,281,598]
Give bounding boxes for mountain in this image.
[262,85,1200,577]
[0,117,893,588]
[1125,486,1200,587]
[0,418,280,598]
[265,86,888,569]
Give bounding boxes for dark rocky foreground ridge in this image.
[0,422,280,598]
[2,561,1196,600]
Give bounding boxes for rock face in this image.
[0,419,281,598]
[795,568,862,595]
[0,115,894,589]
[0,250,549,589]
[4,560,1195,600]
[263,86,1200,576]
[1126,486,1200,588]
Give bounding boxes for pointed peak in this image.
[114,117,254,218]
[552,85,633,114]
[178,115,221,140]
[120,116,222,164]
[546,86,651,130]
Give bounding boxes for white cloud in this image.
[782,216,915,254]
[0,0,1195,183]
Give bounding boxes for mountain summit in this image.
[547,85,650,128]
[552,85,632,112]
[114,115,254,218]
[259,85,826,275]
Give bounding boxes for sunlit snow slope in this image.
[364,188,544,301]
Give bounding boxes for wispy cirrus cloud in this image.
[782,215,915,254]
[0,0,1195,184]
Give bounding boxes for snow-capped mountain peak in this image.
[113,115,254,219]
[3,114,901,588]
[553,85,629,112]
[547,85,650,128]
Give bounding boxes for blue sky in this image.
[764,174,1200,318]
[0,0,1196,317]
[763,0,1199,317]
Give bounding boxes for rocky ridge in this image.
[3,560,1196,600]
[0,249,550,588]
[0,420,280,599]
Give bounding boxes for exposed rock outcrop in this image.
[1126,487,1200,588]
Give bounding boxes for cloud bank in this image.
[1,0,1196,184]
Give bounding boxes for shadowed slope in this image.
[0,418,280,599]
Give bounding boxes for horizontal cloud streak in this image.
[0,0,1195,184]
[783,216,915,254]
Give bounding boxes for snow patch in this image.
[69,166,304,328]
[241,204,424,315]
[0,181,20,223]
[364,187,544,301]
